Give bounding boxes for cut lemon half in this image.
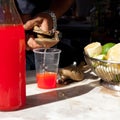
[84,42,102,57]
[107,43,120,62]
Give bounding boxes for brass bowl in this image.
[84,53,120,91]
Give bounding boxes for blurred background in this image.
[57,0,120,67]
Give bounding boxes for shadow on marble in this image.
[22,69,101,110]
[24,80,100,110]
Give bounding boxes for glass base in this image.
[100,79,120,91]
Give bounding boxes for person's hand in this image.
[24,13,53,50]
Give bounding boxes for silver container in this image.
[84,53,120,91]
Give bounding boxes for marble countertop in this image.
[0,69,120,120]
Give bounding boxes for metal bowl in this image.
[84,53,120,91]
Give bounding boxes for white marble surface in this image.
[0,70,120,120]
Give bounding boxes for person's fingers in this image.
[24,20,34,30]
[23,17,43,30]
[27,37,43,49]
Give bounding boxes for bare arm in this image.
[50,0,75,19]
[24,0,74,49]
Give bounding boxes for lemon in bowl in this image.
[101,42,116,55]
[84,42,120,91]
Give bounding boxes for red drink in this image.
[36,72,57,89]
[0,25,26,111]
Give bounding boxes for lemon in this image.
[93,54,106,60]
[107,43,120,62]
[84,42,102,57]
[102,42,116,55]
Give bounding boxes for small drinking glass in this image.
[33,48,61,89]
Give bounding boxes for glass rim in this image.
[33,48,61,54]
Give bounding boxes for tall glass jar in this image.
[0,0,26,111]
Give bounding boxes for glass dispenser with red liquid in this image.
[0,0,26,111]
